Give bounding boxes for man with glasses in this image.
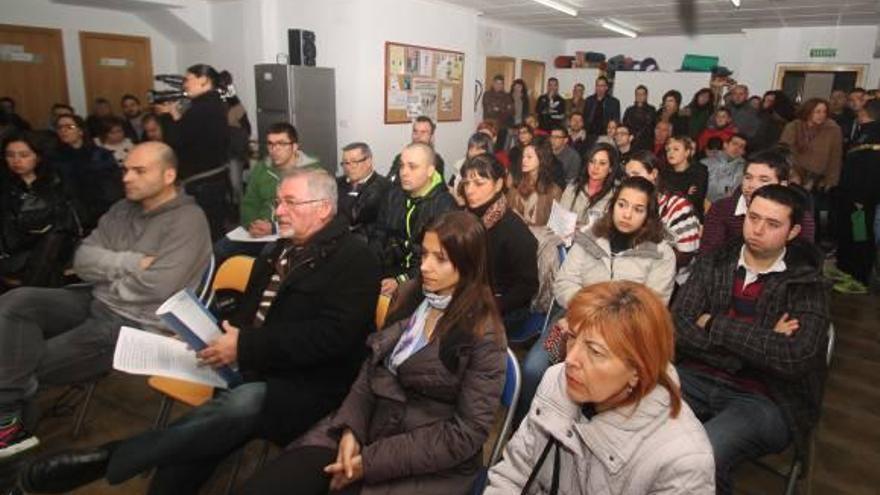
[549,125,581,184]
[337,142,389,241]
[613,123,635,164]
[22,166,381,495]
[213,122,318,262]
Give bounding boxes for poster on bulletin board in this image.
[385,41,464,124]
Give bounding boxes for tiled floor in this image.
[1,292,878,494]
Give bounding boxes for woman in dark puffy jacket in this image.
[1,132,80,287]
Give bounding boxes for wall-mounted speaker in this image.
[288,29,316,66]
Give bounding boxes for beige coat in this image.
[559,184,613,229]
[554,231,676,307]
[779,119,843,187]
[485,364,715,495]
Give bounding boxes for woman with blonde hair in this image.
[486,281,715,494]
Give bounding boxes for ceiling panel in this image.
[446,0,880,37]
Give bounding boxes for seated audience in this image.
[0,142,211,459]
[624,151,702,274]
[567,111,591,157]
[93,116,134,166]
[213,122,304,262]
[336,141,390,241]
[50,114,123,233]
[20,167,380,493]
[387,116,445,183]
[459,154,538,331]
[476,119,511,169]
[612,123,635,165]
[697,108,738,151]
[519,177,676,425]
[623,84,657,151]
[0,97,31,131]
[594,118,618,146]
[661,135,708,219]
[1,133,80,288]
[672,184,830,494]
[120,94,144,142]
[559,143,617,231]
[449,132,494,196]
[652,120,672,166]
[141,113,164,142]
[506,141,562,227]
[701,133,747,203]
[371,142,456,296]
[85,97,113,138]
[487,281,715,495]
[702,148,815,254]
[508,123,534,174]
[239,211,506,495]
[726,85,761,140]
[658,90,689,136]
[47,104,74,130]
[549,125,581,184]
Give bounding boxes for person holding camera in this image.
[156,64,231,240]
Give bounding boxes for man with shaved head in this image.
[369,142,456,296]
[0,141,212,458]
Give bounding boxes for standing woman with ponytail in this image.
[157,63,231,240]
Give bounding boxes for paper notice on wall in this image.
[451,54,464,82]
[406,93,422,119]
[389,45,406,75]
[419,50,433,77]
[412,79,438,120]
[389,89,408,110]
[406,47,420,74]
[440,86,453,112]
[436,54,452,81]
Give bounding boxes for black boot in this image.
[20,444,114,493]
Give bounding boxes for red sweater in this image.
[697,125,738,151]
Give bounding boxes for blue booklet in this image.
[155,288,243,387]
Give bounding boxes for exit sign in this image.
[810,48,837,58]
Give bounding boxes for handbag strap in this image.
[521,438,560,495]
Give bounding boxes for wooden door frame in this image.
[78,31,153,111]
[0,23,69,105]
[521,59,546,92]
[485,55,516,87]
[772,63,867,90]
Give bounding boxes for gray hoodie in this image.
[72,191,212,331]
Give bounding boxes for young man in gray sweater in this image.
[0,142,212,459]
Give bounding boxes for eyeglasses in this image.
[56,124,78,131]
[266,141,294,149]
[273,197,327,210]
[340,156,370,167]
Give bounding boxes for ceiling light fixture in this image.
[730,0,741,7]
[531,0,578,17]
[600,20,638,38]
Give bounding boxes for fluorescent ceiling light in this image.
[531,0,578,17]
[730,0,741,7]
[600,20,638,38]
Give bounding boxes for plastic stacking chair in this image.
[472,347,521,494]
[748,324,836,495]
[507,244,568,344]
[375,294,391,330]
[71,255,216,438]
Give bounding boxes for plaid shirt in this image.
[672,239,831,450]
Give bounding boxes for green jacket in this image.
[240,153,321,227]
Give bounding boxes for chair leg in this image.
[785,460,802,495]
[153,397,174,430]
[256,440,271,468]
[223,448,246,495]
[71,382,98,439]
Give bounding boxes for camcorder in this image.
[147,74,187,104]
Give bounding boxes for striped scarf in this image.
[252,244,299,327]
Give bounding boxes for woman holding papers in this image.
[516,176,676,426]
[559,142,618,232]
[239,211,507,495]
[459,154,538,335]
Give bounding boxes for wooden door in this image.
[521,59,545,114]
[485,56,515,90]
[79,31,152,115]
[0,24,68,128]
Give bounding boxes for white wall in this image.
[3,0,179,115]
[567,25,880,98]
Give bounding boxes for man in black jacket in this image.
[672,185,830,495]
[21,167,381,495]
[386,116,445,183]
[370,142,456,297]
[337,142,390,242]
[583,76,621,139]
[535,77,565,131]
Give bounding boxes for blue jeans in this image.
[106,382,267,495]
[677,365,791,495]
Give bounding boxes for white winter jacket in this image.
[485,364,715,495]
[553,230,676,307]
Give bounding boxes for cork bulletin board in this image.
[384,41,464,124]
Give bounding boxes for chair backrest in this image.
[826,323,835,367]
[375,294,391,330]
[488,347,522,467]
[196,254,216,304]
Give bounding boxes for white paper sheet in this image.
[547,201,578,247]
[155,289,222,345]
[225,226,278,243]
[112,326,228,389]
